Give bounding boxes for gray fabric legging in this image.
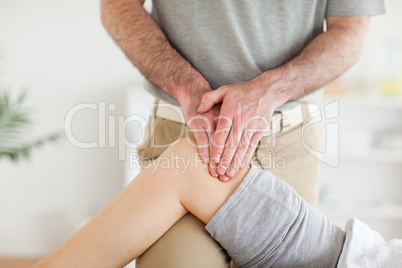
[206,166,346,268]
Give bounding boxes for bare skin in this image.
[101,0,218,166]
[32,138,249,268]
[197,16,371,180]
[101,0,370,180]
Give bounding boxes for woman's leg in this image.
[136,111,232,268]
[33,138,249,268]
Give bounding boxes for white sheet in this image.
[338,218,402,267]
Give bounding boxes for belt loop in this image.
[269,113,282,136]
[152,98,160,119]
[280,110,291,133]
[300,103,309,120]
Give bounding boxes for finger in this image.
[239,116,268,169]
[225,128,254,178]
[240,131,264,168]
[197,87,227,113]
[209,161,219,178]
[206,123,217,174]
[217,117,242,177]
[208,130,220,178]
[211,113,233,166]
[187,115,213,164]
[219,174,230,182]
[192,127,210,163]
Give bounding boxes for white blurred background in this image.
[0,0,152,262]
[0,0,401,266]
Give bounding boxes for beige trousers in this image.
[136,102,323,268]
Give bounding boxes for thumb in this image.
[197,87,227,113]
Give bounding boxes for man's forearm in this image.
[100,0,210,103]
[259,16,370,102]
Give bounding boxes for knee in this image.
[138,137,203,190]
[168,137,199,157]
[158,137,204,173]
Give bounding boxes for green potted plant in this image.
[0,48,60,161]
[0,90,60,162]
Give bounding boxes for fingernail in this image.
[209,164,219,177]
[198,103,205,110]
[227,168,236,177]
[204,156,210,163]
[218,166,227,175]
[212,154,221,163]
[220,175,229,181]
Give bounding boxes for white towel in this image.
[338,218,402,267]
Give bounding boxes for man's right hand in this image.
[179,89,220,171]
[101,0,222,174]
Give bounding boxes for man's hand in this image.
[197,74,290,181]
[179,88,220,166]
[102,0,370,181]
[196,16,370,181]
[101,0,223,163]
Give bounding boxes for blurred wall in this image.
[319,0,402,240]
[341,0,402,93]
[0,0,145,257]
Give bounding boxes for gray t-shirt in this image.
[145,0,385,107]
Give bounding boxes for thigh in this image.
[136,214,231,268]
[252,109,323,207]
[136,110,231,268]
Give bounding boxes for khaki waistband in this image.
[154,100,316,136]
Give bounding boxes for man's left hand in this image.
[197,75,290,181]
